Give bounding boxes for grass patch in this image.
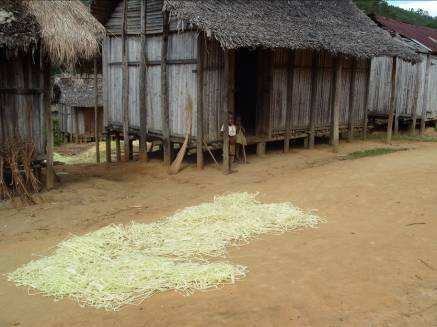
[345,147,407,159]
[369,134,437,143]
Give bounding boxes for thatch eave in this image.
[0,0,105,67]
[163,0,420,63]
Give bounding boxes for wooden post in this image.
[196,33,204,169]
[161,10,171,165]
[223,50,230,174]
[115,132,121,161]
[362,58,371,140]
[105,130,112,163]
[257,142,266,156]
[42,56,54,190]
[129,138,134,160]
[330,56,343,152]
[138,0,148,161]
[387,57,398,144]
[121,0,130,161]
[394,57,400,136]
[94,58,100,163]
[347,58,357,142]
[228,50,236,116]
[284,50,295,153]
[420,55,431,136]
[410,63,421,136]
[74,111,79,143]
[308,52,318,149]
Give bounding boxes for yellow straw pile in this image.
[8,193,322,310]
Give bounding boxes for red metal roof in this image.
[375,16,437,53]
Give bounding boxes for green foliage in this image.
[345,147,407,159]
[354,0,437,28]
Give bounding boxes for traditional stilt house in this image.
[369,16,437,135]
[55,75,104,143]
[90,0,417,171]
[0,0,104,191]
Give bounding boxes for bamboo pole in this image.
[331,56,343,152]
[308,52,318,149]
[138,0,148,161]
[223,50,230,174]
[121,0,130,161]
[196,33,204,169]
[115,132,121,161]
[387,57,398,144]
[42,54,54,190]
[362,58,372,140]
[410,63,421,136]
[94,58,100,164]
[161,11,171,166]
[347,58,357,142]
[420,55,431,136]
[105,130,112,164]
[284,50,295,153]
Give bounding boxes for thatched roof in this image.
[163,0,419,62]
[54,75,102,108]
[0,0,105,66]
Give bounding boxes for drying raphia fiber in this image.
[8,193,323,311]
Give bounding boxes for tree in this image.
[354,0,437,29]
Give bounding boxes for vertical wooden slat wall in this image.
[0,51,44,155]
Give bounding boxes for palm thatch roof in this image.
[54,75,103,108]
[0,0,105,66]
[163,0,419,62]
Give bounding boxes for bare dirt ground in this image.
[0,139,436,327]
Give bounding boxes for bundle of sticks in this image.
[0,140,40,204]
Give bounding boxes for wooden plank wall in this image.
[0,51,44,155]
[58,105,104,137]
[368,54,437,119]
[271,49,369,133]
[202,38,226,143]
[103,31,198,138]
[106,0,180,34]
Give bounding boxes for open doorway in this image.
[235,48,258,136]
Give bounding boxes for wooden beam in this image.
[129,138,134,160]
[330,56,343,152]
[362,58,372,140]
[138,0,148,161]
[387,57,398,144]
[420,55,432,136]
[223,50,230,174]
[74,110,79,143]
[394,58,400,136]
[410,63,421,136]
[284,50,295,153]
[196,33,204,170]
[161,10,171,166]
[115,132,121,161]
[94,58,100,164]
[347,58,357,142]
[42,55,54,190]
[308,52,319,149]
[105,130,112,164]
[121,0,130,161]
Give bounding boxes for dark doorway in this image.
[235,49,258,135]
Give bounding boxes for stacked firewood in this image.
[0,141,40,204]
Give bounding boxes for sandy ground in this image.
[0,139,436,326]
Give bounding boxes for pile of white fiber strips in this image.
[8,193,323,311]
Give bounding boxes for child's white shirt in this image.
[221,124,237,137]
